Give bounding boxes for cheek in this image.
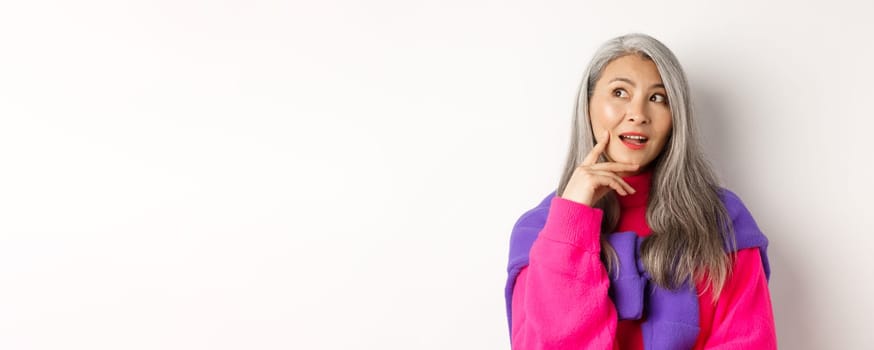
[590,102,622,127]
[654,111,673,138]
[653,124,672,153]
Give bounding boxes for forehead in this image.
[600,54,663,85]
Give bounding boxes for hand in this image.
[560,131,640,206]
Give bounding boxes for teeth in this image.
[622,135,648,141]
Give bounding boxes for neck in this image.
[618,169,653,208]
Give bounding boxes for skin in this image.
[561,54,674,206]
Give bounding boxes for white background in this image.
[1,1,872,349]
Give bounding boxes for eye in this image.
[612,88,628,98]
[651,93,667,103]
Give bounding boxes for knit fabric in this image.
[505,171,776,349]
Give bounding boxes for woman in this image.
[504,33,777,349]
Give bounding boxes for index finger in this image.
[582,130,610,166]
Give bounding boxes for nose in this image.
[625,99,650,125]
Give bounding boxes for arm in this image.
[700,247,778,349]
[510,196,618,349]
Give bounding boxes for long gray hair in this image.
[556,33,736,300]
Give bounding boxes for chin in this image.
[607,152,637,164]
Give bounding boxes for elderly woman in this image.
[505,33,777,349]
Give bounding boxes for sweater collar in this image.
[618,169,652,208]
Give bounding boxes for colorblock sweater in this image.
[505,171,777,349]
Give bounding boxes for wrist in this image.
[560,191,594,207]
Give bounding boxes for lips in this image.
[619,132,648,150]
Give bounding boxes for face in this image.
[589,54,673,175]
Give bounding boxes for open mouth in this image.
[619,135,648,144]
[619,133,648,150]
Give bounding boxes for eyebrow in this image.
[609,77,665,89]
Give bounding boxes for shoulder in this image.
[716,187,751,219]
[716,187,770,250]
[507,190,558,269]
[511,190,557,230]
[716,187,772,280]
[716,188,760,231]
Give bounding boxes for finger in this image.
[609,180,629,196]
[590,170,637,194]
[582,130,610,166]
[587,162,641,173]
[594,174,629,196]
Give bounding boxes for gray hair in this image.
[556,33,736,300]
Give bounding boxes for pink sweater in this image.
[510,171,777,349]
